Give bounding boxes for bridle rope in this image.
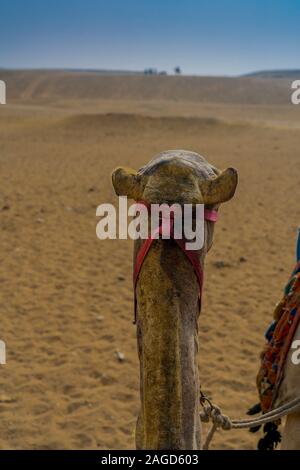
[200,389,300,449]
[132,201,217,324]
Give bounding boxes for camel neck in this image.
[134,240,202,449]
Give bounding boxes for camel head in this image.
[112,150,237,252]
[112,150,237,205]
[111,150,238,450]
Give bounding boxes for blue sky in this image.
[0,0,299,75]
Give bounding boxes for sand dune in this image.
[0,72,299,449]
[1,69,296,105]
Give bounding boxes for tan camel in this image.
[275,322,300,449]
[112,150,238,450]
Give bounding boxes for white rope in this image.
[200,396,300,450]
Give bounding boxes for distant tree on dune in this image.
[144,68,168,76]
[174,66,181,75]
[144,68,158,75]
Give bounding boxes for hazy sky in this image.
[0,0,299,75]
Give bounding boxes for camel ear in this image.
[200,168,238,204]
[112,167,146,200]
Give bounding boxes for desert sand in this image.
[0,71,299,449]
